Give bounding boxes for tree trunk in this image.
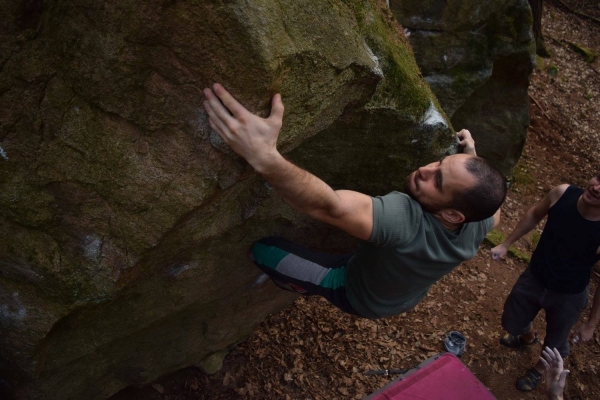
[529,0,551,57]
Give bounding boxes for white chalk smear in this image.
[253,273,270,286]
[168,264,191,277]
[83,235,102,261]
[0,304,26,323]
[421,102,447,127]
[0,292,27,323]
[195,109,210,137]
[363,41,384,77]
[0,145,8,161]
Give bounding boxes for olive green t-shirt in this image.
[345,191,494,319]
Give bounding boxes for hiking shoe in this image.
[516,368,543,392]
[499,333,539,348]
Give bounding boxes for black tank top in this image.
[530,186,600,293]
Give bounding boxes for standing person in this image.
[203,83,506,319]
[492,175,600,391]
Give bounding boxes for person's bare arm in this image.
[257,157,373,239]
[202,84,373,240]
[491,184,568,260]
[492,208,501,229]
[572,284,600,345]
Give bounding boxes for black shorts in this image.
[502,267,589,357]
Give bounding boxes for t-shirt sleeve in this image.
[369,191,422,247]
[475,215,495,243]
[483,215,494,233]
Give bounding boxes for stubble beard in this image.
[404,173,415,199]
[404,172,448,215]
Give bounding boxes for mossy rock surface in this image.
[0,1,458,398]
[391,0,535,176]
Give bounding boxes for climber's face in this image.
[404,154,477,214]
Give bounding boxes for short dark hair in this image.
[449,157,507,223]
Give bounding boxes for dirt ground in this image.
[111,2,600,399]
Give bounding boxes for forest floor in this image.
[111,1,600,399]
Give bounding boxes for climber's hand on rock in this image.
[457,129,476,156]
[203,83,285,172]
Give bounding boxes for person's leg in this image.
[500,268,547,392]
[501,268,544,346]
[250,236,359,316]
[516,284,589,392]
[542,285,590,358]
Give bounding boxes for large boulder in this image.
[0,1,459,398]
[390,0,535,174]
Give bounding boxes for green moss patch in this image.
[511,164,534,187]
[529,231,541,249]
[547,63,559,77]
[567,41,598,63]
[485,229,505,246]
[485,229,531,264]
[343,0,433,117]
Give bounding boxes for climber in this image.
[202,83,505,319]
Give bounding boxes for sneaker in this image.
[499,333,539,348]
[516,368,543,392]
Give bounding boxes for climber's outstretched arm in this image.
[203,84,373,240]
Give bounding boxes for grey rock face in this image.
[1,0,535,398]
[0,1,459,399]
[391,0,535,174]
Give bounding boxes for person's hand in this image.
[572,322,595,345]
[202,83,285,172]
[491,244,508,261]
[457,129,476,156]
[539,347,569,400]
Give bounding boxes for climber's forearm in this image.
[254,152,373,240]
[255,152,343,219]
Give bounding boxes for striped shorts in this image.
[250,236,360,316]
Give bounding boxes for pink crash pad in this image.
[366,353,496,400]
